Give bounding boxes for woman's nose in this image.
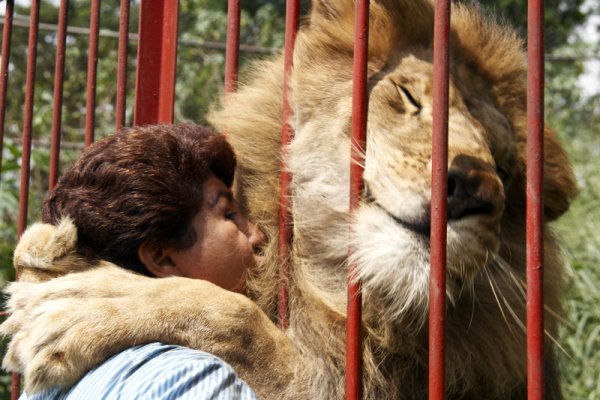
[247,222,267,250]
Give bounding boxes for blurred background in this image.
[0,0,598,398]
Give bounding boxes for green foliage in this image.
[478,0,587,51]
[0,141,20,288]
[549,91,600,399]
[175,1,285,124]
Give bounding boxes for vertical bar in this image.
[15,1,40,397]
[18,0,40,239]
[0,0,14,176]
[277,0,300,331]
[224,0,240,96]
[49,0,69,189]
[346,0,369,398]
[429,0,451,399]
[527,0,545,398]
[156,0,178,124]
[134,0,179,125]
[10,373,18,400]
[84,0,100,146]
[116,0,131,130]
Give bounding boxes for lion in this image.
[1,0,577,399]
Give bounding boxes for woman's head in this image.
[43,124,241,277]
[139,172,265,293]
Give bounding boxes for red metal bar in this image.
[18,0,40,239]
[49,0,69,189]
[527,0,545,398]
[346,0,369,398]
[134,0,179,125]
[224,0,240,96]
[84,0,100,146]
[116,0,131,130]
[10,373,19,398]
[0,0,14,176]
[429,0,451,399]
[277,0,300,331]
[16,3,40,397]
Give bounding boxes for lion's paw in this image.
[25,345,83,393]
[2,295,101,392]
[13,218,83,282]
[14,218,77,269]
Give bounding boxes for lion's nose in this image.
[446,155,504,220]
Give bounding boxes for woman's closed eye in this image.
[225,209,238,220]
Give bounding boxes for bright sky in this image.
[578,1,600,98]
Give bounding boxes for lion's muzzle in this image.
[447,155,505,221]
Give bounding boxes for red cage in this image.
[0,0,546,399]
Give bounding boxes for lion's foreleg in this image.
[1,266,303,398]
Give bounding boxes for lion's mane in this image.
[208,0,577,398]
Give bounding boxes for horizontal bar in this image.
[1,15,272,53]
[1,16,585,60]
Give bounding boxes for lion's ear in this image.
[543,127,577,220]
[307,0,434,60]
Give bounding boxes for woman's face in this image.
[168,174,265,293]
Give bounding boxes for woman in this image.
[16,123,265,399]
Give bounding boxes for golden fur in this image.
[4,220,300,397]
[11,218,87,283]
[1,0,577,398]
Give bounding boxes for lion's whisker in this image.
[483,266,515,336]
[544,328,574,361]
[497,288,526,334]
[490,256,573,359]
[467,280,476,332]
[544,305,573,327]
[491,257,527,307]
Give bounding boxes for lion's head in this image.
[280,0,577,323]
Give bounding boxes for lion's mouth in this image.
[374,202,431,236]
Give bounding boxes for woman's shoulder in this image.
[22,342,257,400]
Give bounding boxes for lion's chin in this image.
[351,204,501,322]
[446,217,502,279]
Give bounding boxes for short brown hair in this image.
[42,124,236,276]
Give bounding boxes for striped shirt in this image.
[21,342,257,400]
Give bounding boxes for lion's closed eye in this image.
[396,85,422,115]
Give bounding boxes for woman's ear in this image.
[137,242,182,278]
